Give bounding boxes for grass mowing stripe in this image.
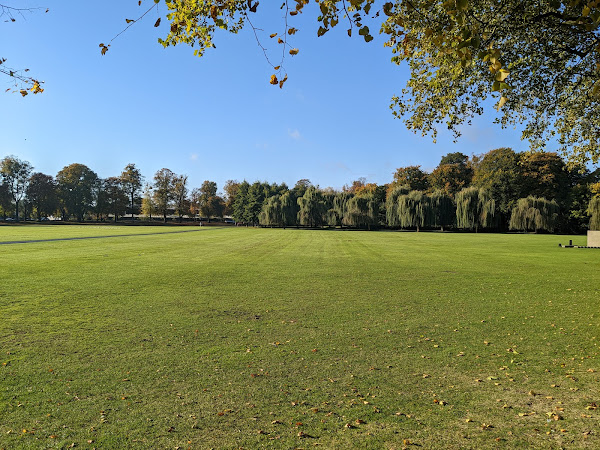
[0,227,211,245]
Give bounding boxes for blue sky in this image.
[1,0,527,193]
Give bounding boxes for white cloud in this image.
[288,129,302,140]
[190,153,199,161]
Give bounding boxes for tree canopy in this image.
[0,155,32,221]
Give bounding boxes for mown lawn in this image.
[0,226,598,449]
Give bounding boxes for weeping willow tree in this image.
[259,195,282,227]
[386,184,411,228]
[297,187,327,228]
[509,196,559,233]
[397,190,431,232]
[589,197,600,231]
[455,187,496,232]
[430,190,455,231]
[343,194,378,230]
[280,191,298,227]
[327,192,351,227]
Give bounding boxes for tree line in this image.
[1,148,599,232]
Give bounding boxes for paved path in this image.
[0,228,208,245]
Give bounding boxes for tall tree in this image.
[0,155,33,221]
[439,152,469,166]
[141,184,157,220]
[291,179,312,199]
[0,182,12,219]
[430,190,455,231]
[343,194,378,230]
[189,188,201,221]
[519,152,570,205]
[298,187,327,228]
[397,191,431,232]
[472,148,523,226]
[561,166,598,233]
[26,173,57,221]
[328,192,351,227]
[245,181,268,225]
[280,191,298,227]
[391,166,429,191]
[92,179,109,222]
[384,0,600,164]
[259,195,283,227]
[386,184,411,228]
[104,177,129,222]
[198,180,218,221]
[430,153,473,196]
[589,197,600,231]
[201,195,225,221]
[56,163,99,222]
[232,180,249,223]
[345,177,367,194]
[455,187,496,232]
[120,163,144,219]
[222,179,239,217]
[173,174,189,222]
[509,196,560,233]
[153,168,177,222]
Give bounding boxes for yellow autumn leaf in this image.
[497,96,507,110]
[279,74,288,89]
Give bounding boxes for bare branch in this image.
[0,3,46,22]
[106,2,158,46]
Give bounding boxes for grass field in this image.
[0,225,598,449]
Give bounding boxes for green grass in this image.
[0,226,598,449]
